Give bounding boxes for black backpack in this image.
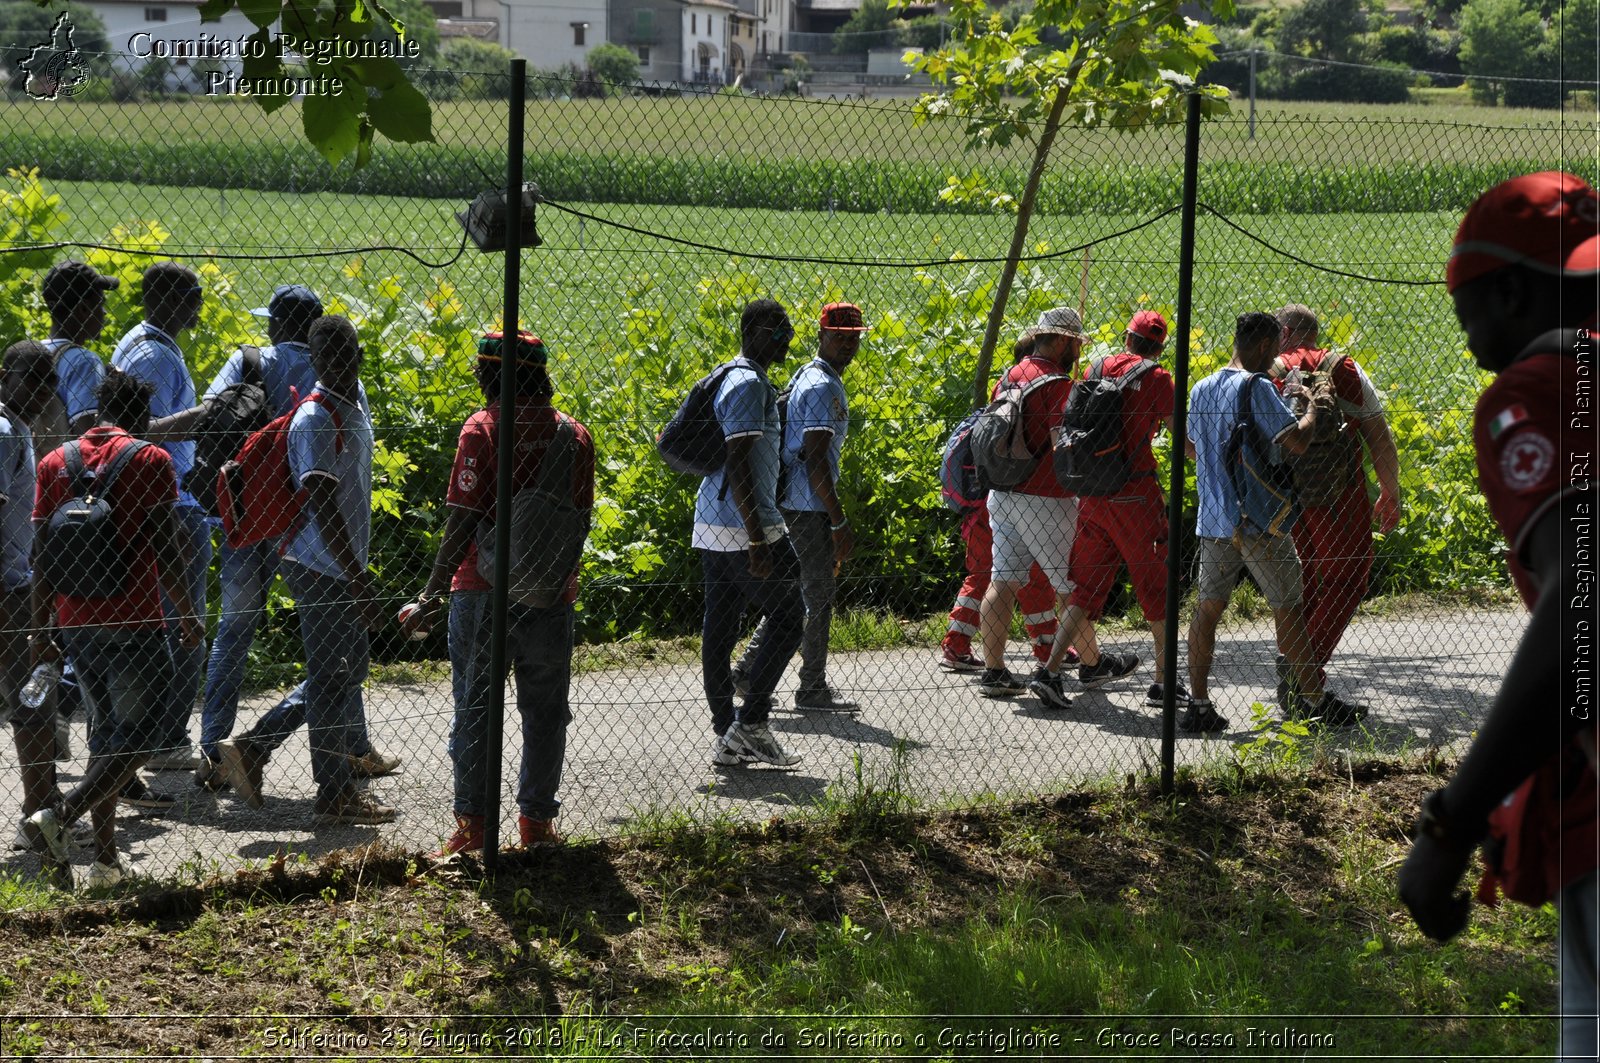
[190,345,271,516]
[36,438,152,599]
[656,363,743,477]
[1052,358,1157,497]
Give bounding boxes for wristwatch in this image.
[1414,789,1485,850]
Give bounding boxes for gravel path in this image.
[0,607,1522,884]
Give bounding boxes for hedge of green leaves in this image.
[4,130,1592,215]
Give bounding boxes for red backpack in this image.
[217,393,342,551]
[1477,739,1599,908]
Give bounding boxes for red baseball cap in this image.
[819,302,869,332]
[1127,309,1168,343]
[1447,171,1600,292]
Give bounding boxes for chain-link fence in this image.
[0,61,1592,895]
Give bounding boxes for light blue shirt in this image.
[205,341,317,419]
[781,357,848,513]
[45,339,106,424]
[0,409,34,592]
[111,322,198,507]
[1188,367,1297,540]
[284,385,373,580]
[693,357,784,551]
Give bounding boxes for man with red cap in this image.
[1266,303,1401,710]
[1047,310,1185,710]
[1399,171,1599,1060]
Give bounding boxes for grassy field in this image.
[5,91,1595,164]
[0,758,1556,1058]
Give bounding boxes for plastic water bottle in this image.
[19,661,61,711]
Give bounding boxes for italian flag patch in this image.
[1487,404,1529,440]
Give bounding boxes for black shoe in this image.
[1178,698,1229,734]
[794,686,859,712]
[1078,651,1140,690]
[119,776,176,811]
[1290,690,1368,728]
[1027,668,1073,710]
[1145,682,1191,708]
[978,668,1027,697]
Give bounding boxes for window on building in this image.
[691,13,697,34]
[636,45,650,65]
[635,9,654,38]
[144,7,166,20]
[572,21,586,46]
[428,2,464,17]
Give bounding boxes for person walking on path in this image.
[698,299,806,769]
[1183,311,1363,733]
[1399,170,1599,1062]
[402,331,594,857]
[733,301,866,712]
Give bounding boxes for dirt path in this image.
[0,608,1522,885]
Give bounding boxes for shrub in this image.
[1270,60,1413,104]
[587,42,639,92]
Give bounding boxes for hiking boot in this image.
[977,668,1027,698]
[518,815,561,847]
[1027,668,1073,711]
[85,856,126,890]
[346,748,402,777]
[1078,652,1141,691]
[725,722,802,767]
[730,665,751,698]
[710,734,748,769]
[194,754,229,793]
[25,807,68,866]
[146,744,201,772]
[1289,690,1369,728]
[218,739,268,809]
[1178,698,1230,734]
[1145,682,1191,708]
[119,776,176,812]
[11,815,90,852]
[794,686,859,712]
[53,712,71,762]
[434,813,485,858]
[939,646,984,673]
[312,787,396,827]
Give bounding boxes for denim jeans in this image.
[61,627,173,758]
[154,504,212,753]
[1561,868,1599,1062]
[447,590,572,820]
[199,540,290,760]
[738,511,836,692]
[700,538,804,735]
[266,561,366,796]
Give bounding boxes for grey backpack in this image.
[970,372,1067,491]
[475,418,591,608]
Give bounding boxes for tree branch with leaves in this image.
[903,0,1232,408]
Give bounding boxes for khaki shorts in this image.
[1195,535,1303,610]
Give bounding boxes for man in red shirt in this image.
[1269,304,1401,706]
[1398,171,1599,1060]
[979,307,1138,705]
[1058,310,1183,709]
[403,331,595,857]
[24,368,202,888]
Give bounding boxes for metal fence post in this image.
[1248,50,1257,141]
[1161,91,1203,796]
[482,58,528,876]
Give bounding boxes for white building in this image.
[680,0,735,84]
[81,0,261,89]
[426,0,609,71]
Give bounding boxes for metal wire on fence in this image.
[0,62,1591,895]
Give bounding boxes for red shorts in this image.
[1067,478,1169,623]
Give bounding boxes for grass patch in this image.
[0,759,1555,1058]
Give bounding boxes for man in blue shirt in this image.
[110,262,208,774]
[734,302,864,712]
[1184,311,1357,733]
[698,299,806,769]
[36,262,118,459]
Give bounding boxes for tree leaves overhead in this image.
[30,0,438,166]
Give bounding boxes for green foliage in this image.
[1275,0,1375,63]
[834,0,900,54]
[1266,59,1414,104]
[423,38,517,100]
[1233,701,1313,775]
[1458,0,1552,106]
[0,1,109,77]
[586,42,640,90]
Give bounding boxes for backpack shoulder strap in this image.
[1316,347,1346,375]
[299,392,346,454]
[62,440,85,486]
[89,439,152,499]
[240,345,264,387]
[1115,358,1158,388]
[1013,372,1068,400]
[535,416,579,500]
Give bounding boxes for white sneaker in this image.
[725,722,802,767]
[26,807,68,864]
[711,734,748,768]
[11,817,92,852]
[146,744,201,772]
[85,857,126,889]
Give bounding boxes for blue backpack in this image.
[939,409,985,511]
[1225,373,1301,538]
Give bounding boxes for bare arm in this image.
[410,504,483,629]
[303,474,383,627]
[1357,413,1403,532]
[27,546,59,667]
[803,429,853,566]
[1272,393,1329,456]
[150,504,202,649]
